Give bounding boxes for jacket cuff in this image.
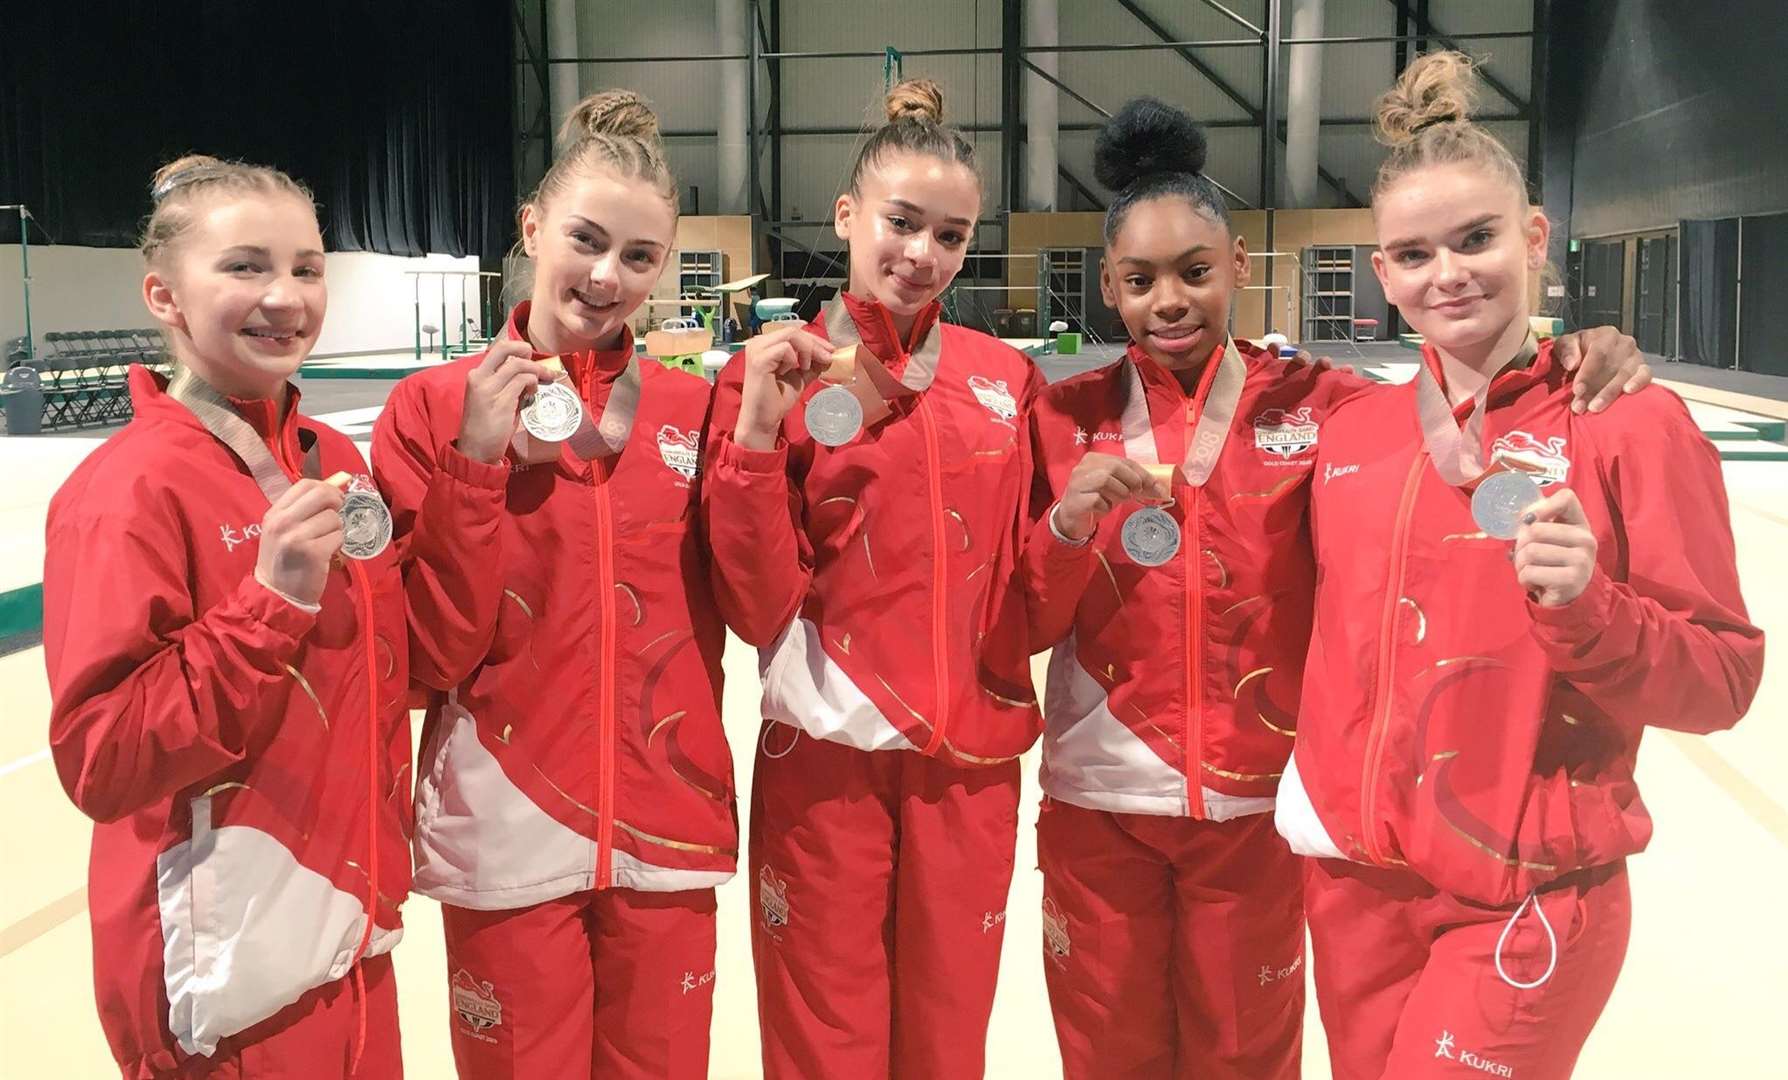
[238,573,319,641]
[439,441,512,491]
[1527,566,1615,644]
[1046,502,1093,549]
[715,433,789,475]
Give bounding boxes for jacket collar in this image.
[129,364,307,467]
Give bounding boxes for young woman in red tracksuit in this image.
[373,92,734,1079]
[703,79,1044,1079]
[43,156,452,1077]
[1274,52,1765,1079]
[1024,99,1651,1080]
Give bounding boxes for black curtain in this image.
[0,0,513,261]
[1678,218,1739,369]
[1738,213,1788,376]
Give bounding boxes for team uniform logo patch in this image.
[968,374,1019,422]
[1041,897,1072,967]
[1253,407,1319,459]
[759,865,791,929]
[1490,431,1570,486]
[451,969,503,1037]
[657,425,701,481]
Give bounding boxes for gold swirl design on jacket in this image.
[283,664,328,731]
[1234,667,1296,736]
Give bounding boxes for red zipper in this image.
[874,305,952,755]
[1184,478,1203,819]
[1359,453,1426,866]
[591,461,618,887]
[344,558,381,1076]
[917,397,951,754]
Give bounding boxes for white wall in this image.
[0,246,480,358]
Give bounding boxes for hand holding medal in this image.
[1053,452,1161,544]
[255,476,348,605]
[804,343,898,447]
[733,326,839,451]
[1510,486,1597,606]
[459,339,558,464]
[1107,342,1248,567]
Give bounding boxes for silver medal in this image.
[521,381,585,443]
[805,384,864,447]
[339,490,393,560]
[1121,506,1182,567]
[1471,469,1543,540]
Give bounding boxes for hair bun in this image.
[560,90,661,146]
[150,154,228,202]
[1375,50,1477,147]
[1094,97,1209,193]
[885,78,945,125]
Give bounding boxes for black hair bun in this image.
[1094,97,1210,192]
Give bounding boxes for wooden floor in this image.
[2,384,1784,1078]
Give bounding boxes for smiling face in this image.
[521,170,676,354]
[1372,161,1547,360]
[1100,196,1249,371]
[141,192,326,399]
[835,151,981,320]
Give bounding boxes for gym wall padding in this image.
[0,1,514,262]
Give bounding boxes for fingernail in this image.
[1522,512,1537,525]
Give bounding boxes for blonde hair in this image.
[139,154,315,266]
[526,89,678,222]
[1371,51,1525,207]
[846,78,979,196]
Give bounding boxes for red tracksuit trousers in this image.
[1037,799,1305,1079]
[1305,857,1631,1080]
[440,889,719,1079]
[748,721,1022,1079]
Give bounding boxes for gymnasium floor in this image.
[2,348,1784,1078]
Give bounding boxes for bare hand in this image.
[1283,348,1357,376]
[1513,487,1598,607]
[458,340,557,463]
[733,328,836,451]
[1554,327,1651,414]
[255,479,346,605]
[1054,453,1159,542]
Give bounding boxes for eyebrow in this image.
[1383,212,1502,251]
[1116,244,1213,267]
[566,216,666,250]
[886,198,973,228]
[218,245,324,260]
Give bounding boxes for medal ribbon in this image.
[1413,334,1539,487]
[166,365,324,500]
[822,294,943,394]
[1116,340,1248,493]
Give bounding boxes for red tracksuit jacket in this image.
[703,293,1044,764]
[1276,341,1764,905]
[44,368,417,1075]
[374,302,736,909]
[1027,341,1369,817]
